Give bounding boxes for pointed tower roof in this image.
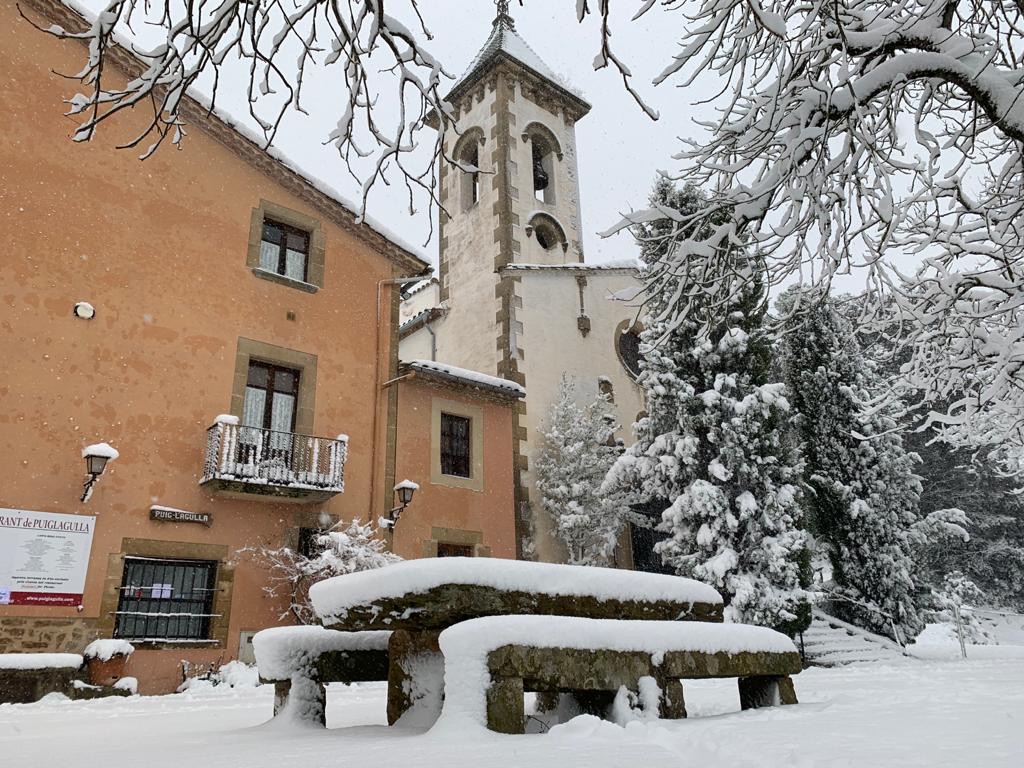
[446,3,591,120]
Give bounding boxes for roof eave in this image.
[22,0,430,277]
[445,52,592,122]
[398,362,525,400]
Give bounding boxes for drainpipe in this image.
[425,321,438,361]
[372,276,424,527]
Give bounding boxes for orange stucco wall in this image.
[392,379,518,560]
[0,0,414,693]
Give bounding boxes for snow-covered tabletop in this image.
[310,557,723,630]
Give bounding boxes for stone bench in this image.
[309,558,724,725]
[437,616,802,734]
[252,626,390,725]
[0,654,84,704]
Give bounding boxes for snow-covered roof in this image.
[399,306,446,337]
[41,0,430,274]
[403,277,438,299]
[448,18,590,114]
[400,360,526,398]
[501,259,640,273]
[309,558,723,624]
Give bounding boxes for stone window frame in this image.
[421,526,491,558]
[525,212,569,253]
[521,121,563,206]
[96,539,233,650]
[614,319,644,381]
[231,338,318,437]
[430,397,484,491]
[247,199,326,293]
[452,127,486,213]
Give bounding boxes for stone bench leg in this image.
[387,630,444,726]
[738,675,797,710]
[658,678,687,719]
[487,675,526,734]
[273,680,290,716]
[271,677,327,726]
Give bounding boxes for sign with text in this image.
[149,507,212,526]
[0,509,96,607]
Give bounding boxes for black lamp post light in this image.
[81,442,119,502]
[382,479,419,529]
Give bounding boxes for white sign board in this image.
[0,509,96,607]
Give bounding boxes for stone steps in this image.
[800,610,910,667]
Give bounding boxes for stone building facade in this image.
[0,0,519,693]
[401,11,647,563]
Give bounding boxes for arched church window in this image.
[531,135,555,204]
[528,214,567,252]
[460,141,481,211]
[454,129,484,212]
[535,220,556,250]
[528,214,569,256]
[616,325,643,380]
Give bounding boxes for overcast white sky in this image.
[74,0,702,268]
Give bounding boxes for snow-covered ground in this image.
[3,656,1022,767]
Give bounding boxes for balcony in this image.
[200,419,348,503]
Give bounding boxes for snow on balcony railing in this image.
[202,420,347,493]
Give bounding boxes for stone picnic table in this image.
[257,558,800,731]
[306,558,725,724]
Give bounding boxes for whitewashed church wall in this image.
[401,282,440,322]
[399,324,437,362]
[513,269,645,563]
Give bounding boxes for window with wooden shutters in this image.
[440,413,472,478]
[113,558,219,641]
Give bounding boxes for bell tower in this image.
[426,2,592,558]
[430,1,591,374]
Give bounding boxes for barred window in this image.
[114,558,219,642]
[297,527,325,559]
[440,413,472,478]
[437,542,474,558]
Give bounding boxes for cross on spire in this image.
[494,0,515,29]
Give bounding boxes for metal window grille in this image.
[440,413,472,478]
[114,558,219,642]
[436,542,474,558]
[297,527,325,559]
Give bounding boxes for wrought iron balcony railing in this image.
[201,420,347,500]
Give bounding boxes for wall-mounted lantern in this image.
[381,479,419,529]
[81,443,119,502]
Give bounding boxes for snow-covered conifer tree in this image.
[777,289,925,639]
[606,181,809,631]
[535,377,628,566]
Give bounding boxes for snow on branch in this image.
[597,0,1024,468]
[28,0,460,220]
[237,518,400,624]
